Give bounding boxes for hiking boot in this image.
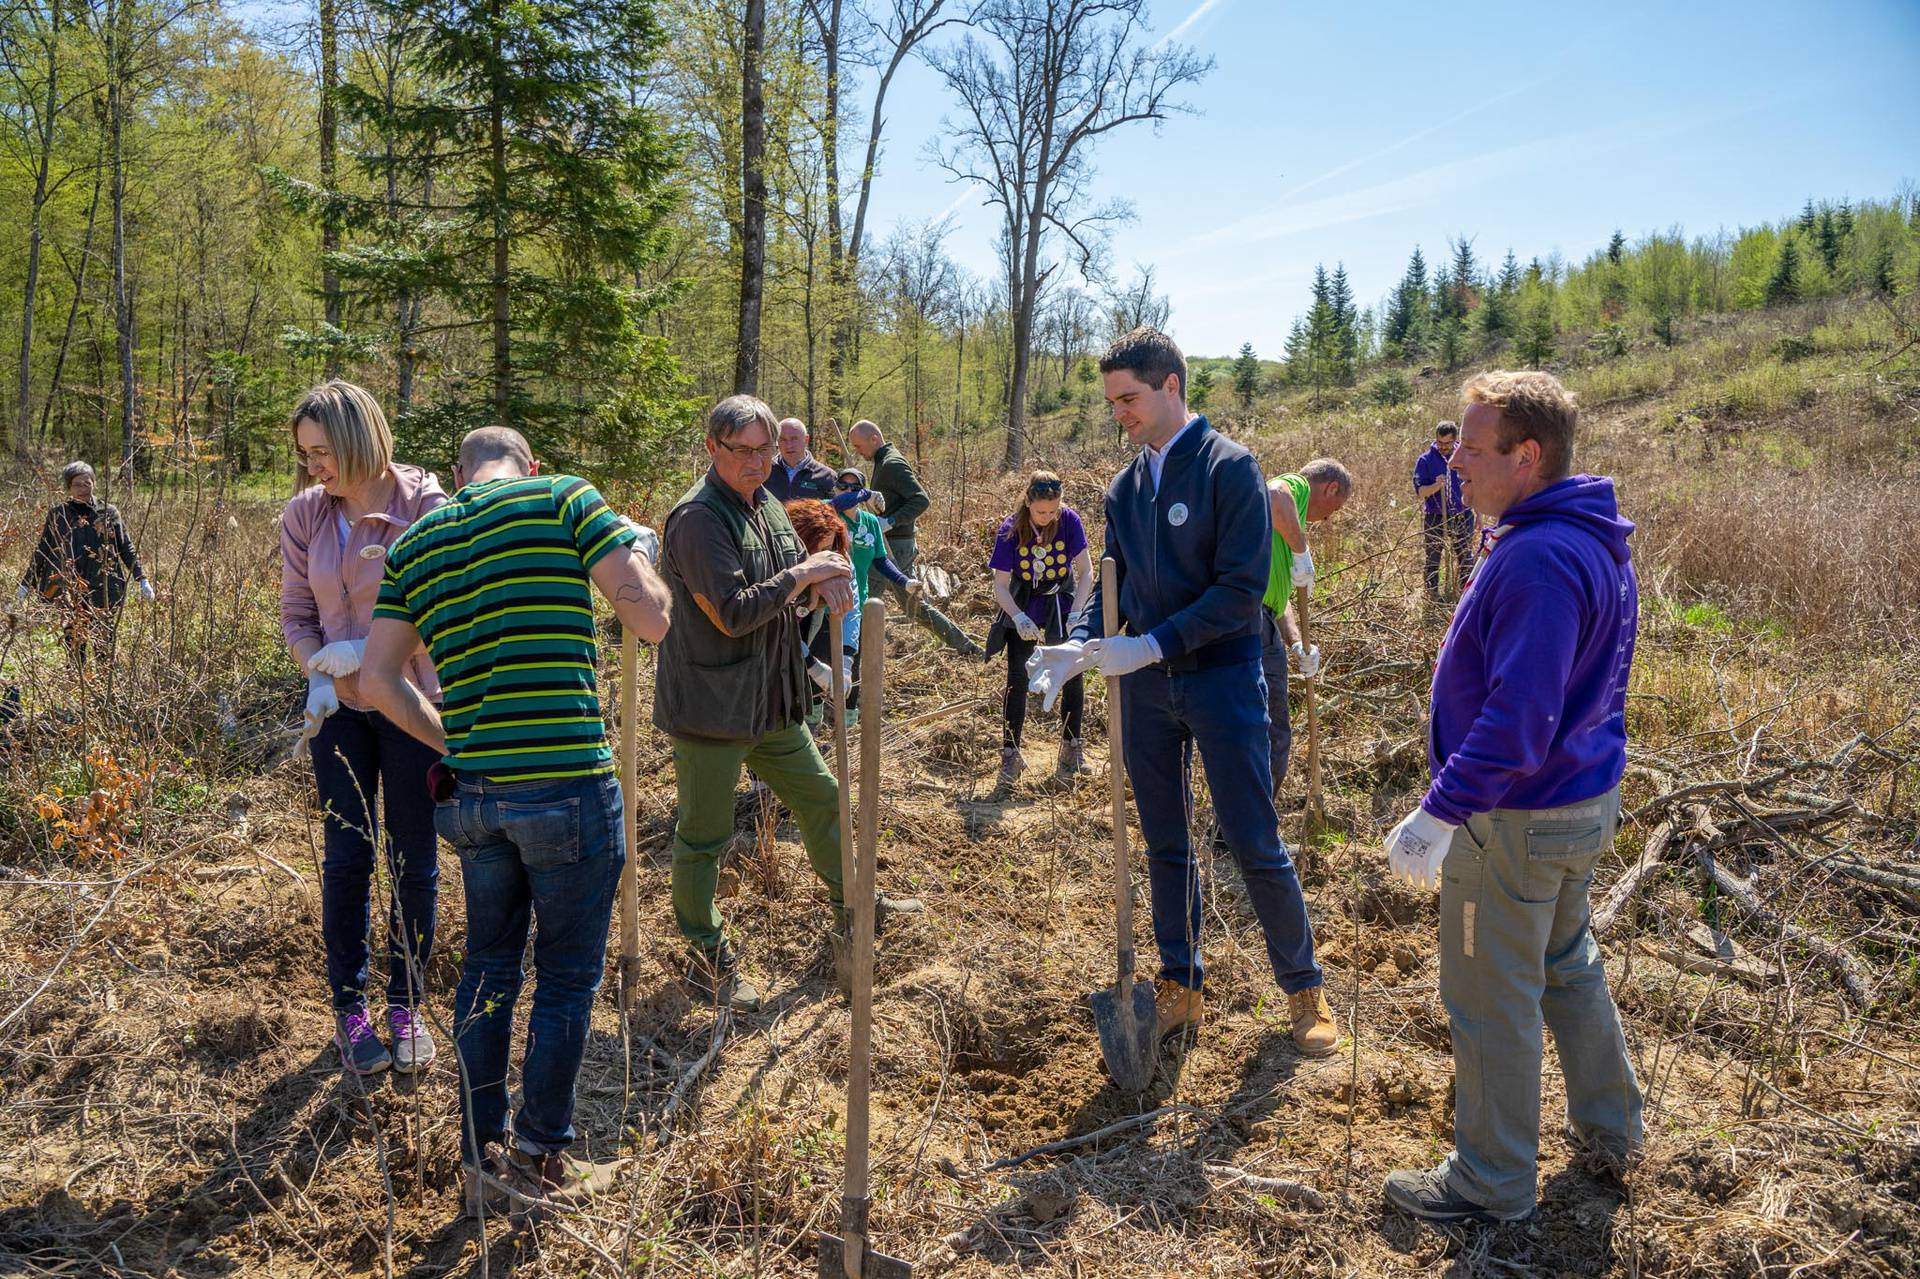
[462,1144,512,1218]
[1154,978,1204,1039]
[1057,738,1087,775]
[1287,986,1339,1058]
[387,1006,436,1074]
[1563,1122,1636,1179]
[686,943,762,1012]
[995,745,1024,789]
[480,1147,619,1220]
[334,1007,392,1076]
[1383,1161,1531,1224]
[832,894,924,938]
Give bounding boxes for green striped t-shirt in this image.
[374,474,635,783]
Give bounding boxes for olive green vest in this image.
[652,475,808,742]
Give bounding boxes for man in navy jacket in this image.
[1381,370,1643,1224]
[1027,326,1337,1058]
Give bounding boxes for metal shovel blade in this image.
[1089,978,1158,1092]
[817,1234,914,1278]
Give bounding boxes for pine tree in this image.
[1232,342,1260,405]
[1816,209,1841,272]
[1449,236,1477,314]
[1765,236,1801,306]
[1606,230,1626,265]
[1516,291,1555,367]
[1498,250,1521,294]
[1328,263,1357,384]
[1383,245,1429,357]
[307,0,686,476]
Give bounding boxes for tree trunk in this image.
[14,0,62,465]
[733,0,767,395]
[818,0,843,422]
[319,0,340,377]
[488,0,511,426]
[108,0,137,470]
[42,147,103,448]
[1004,192,1048,471]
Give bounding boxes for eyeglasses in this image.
[296,445,334,467]
[717,440,777,462]
[1028,480,1063,498]
[837,476,864,490]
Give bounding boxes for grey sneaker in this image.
[387,1006,436,1074]
[1383,1162,1531,1224]
[334,1007,392,1076]
[1057,738,1087,774]
[995,745,1024,789]
[687,943,762,1012]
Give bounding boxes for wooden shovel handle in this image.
[845,598,885,1209]
[1102,558,1135,988]
[618,627,640,974]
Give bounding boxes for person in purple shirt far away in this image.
[1413,420,1476,600]
[1379,370,1643,1226]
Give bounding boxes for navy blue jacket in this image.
[764,454,838,504]
[1071,416,1270,666]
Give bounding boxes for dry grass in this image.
[0,295,1917,1277]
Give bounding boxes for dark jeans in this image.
[1424,507,1477,597]
[1002,632,1084,748]
[434,771,626,1157]
[1258,612,1293,796]
[310,706,441,1013]
[1121,659,1323,995]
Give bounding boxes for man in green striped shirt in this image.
[361,426,670,1212]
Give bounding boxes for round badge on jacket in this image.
[1168,502,1189,527]
[360,544,387,560]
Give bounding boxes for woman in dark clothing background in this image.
[13,461,152,668]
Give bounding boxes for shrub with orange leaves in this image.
[30,749,155,861]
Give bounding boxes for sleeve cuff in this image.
[1146,620,1186,661]
[1420,789,1472,827]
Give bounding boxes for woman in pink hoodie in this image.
[280,381,446,1077]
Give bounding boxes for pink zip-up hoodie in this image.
[279,463,446,708]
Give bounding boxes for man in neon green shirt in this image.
[1261,458,1352,798]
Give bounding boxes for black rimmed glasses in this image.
[717,440,777,462]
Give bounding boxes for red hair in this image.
[784,499,848,555]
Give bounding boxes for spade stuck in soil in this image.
[1088,557,1158,1093]
[818,600,914,1279]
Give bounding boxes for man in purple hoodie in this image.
[1381,370,1642,1225]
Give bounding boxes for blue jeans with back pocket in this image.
[434,771,626,1158]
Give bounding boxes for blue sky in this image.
[861,0,1920,357]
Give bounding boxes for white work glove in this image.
[1025,640,1097,711]
[1291,544,1315,591]
[1289,641,1323,680]
[307,638,366,678]
[808,655,854,693]
[1092,634,1161,678]
[1013,614,1042,643]
[302,674,340,740]
[625,519,661,567]
[870,491,886,515]
[878,515,894,531]
[136,579,156,602]
[1384,807,1459,891]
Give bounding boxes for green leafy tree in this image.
[293,0,689,478]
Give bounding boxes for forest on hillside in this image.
[4,0,1919,486]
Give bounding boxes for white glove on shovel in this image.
[1289,641,1323,680]
[302,673,340,740]
[307,638,367,678]
[1026,640,1097,711]
[1291,544,1315,591]
[1385,807,1458,891]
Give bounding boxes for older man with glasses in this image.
[654,395,919,1011]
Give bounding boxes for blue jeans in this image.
[434,771,626,1157]
[309,706,441,1013]
[1121,659,1323,995]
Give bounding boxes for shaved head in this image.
[776,417,809,466]
[458,426,533,474]
[848,419,883,460]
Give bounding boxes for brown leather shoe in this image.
[1154,978,1204,1038]
[1287,986,1339,1057]
[500,1147,620,1216]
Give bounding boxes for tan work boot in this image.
[498,1147,619,1218]
[1057,737,1087,775]
[1287,986,1339,1057]
[995,745,1024,790]
[1153,978,1204,1039]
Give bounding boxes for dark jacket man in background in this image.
[847,419,981,656]
[763,418,839,503]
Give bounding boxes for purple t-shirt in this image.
[989,507,1088,624]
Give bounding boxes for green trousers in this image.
[669,722,844,951]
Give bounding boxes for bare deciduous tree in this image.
[929,0,1209,468]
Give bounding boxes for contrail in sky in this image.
[1158,0,1228,48]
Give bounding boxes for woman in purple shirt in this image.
[987,471,1094,787]
[279,381,446,1078]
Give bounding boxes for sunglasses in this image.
[1028,480,1063,498]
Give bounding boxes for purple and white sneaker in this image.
[387,1006,436,1074]
[335,1007,392,1076]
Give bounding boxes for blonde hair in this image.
[1462,370,1578,482]
[289,380,395,487]
[1012,470,1064,548]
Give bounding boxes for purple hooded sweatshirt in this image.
[1422,475,1637,825]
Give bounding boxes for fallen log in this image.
[1692,847,1873,1008]
[1593,820,1674,936]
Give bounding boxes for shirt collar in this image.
[705,464,766,511]
[1147,413,1202,462]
